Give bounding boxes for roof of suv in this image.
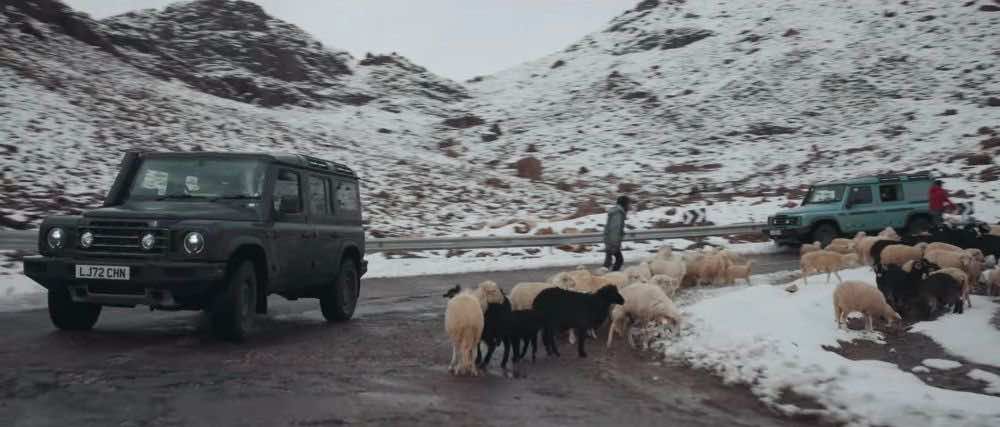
[814,172,932,186]
[140,151,357,178]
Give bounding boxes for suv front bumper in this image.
[23,256,227,309]
[762,227,810,243]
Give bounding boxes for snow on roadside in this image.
[656,267,1000,427]
[910,296,1000,369]
[968,370,1000,396]
[922,359,963,370]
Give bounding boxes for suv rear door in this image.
[306,174,339,283]
[842,184,881,232]
[270,168,313,291]
[333,178,364,256]
[877,183,909,230]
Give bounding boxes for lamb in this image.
[479,293,548,368]
[725,261,753,285]
[444,290,485,376]
[624,262,653,284]
[647,274,681,297]
[532,285,624,358]
[879,243,928,268]
[833,280,902,331]
[800,241,823,256]
[800,250,859,285]
[509,282,555,311]
[695,253,730,286]
[607,283,683,348]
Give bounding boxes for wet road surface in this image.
[0,253,810,427]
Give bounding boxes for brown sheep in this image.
[725,261,753,285]
[833,280,901,331]
[801,250,859,285]
[800,241,822,256]
[879,243,928,268]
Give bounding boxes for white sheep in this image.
[833,280,901,331]
[923,249,973,272]
[926,242,963,253]
[878,227,901,240]
[472,280,505,311]
[509,282,555,311]
[681,251,704,287]
[624,261,653,284]
[800,250,859,285]
[800,241,822,256]
[649,256,687,280]
[725,261,753,285]
[647,274,681,297]
[987,268,1000,296]
[445,291,484,376]
[548,268,593,291]
[879,243,928,268]
[655,246,675,260]
[695,253,730,286]
[826,238,855,255]
[607,283,683,348]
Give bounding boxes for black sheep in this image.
[975,235,1000,258]
[532,285,625,358]
[876,264,920,312]
[504,309,545,364]
[477,294,513,370]
[912,272,964,319]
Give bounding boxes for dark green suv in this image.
[765,173,933,246]
[23,151,367,341]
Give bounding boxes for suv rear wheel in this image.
[321,259,359,322]
[211,261,257,341]
[49,285,102,331]
[811,223,838,247]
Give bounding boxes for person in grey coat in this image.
[603,196,630,271]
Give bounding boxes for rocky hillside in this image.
[0,0,597,235]
[457,0,1000,211]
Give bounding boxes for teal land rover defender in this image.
[765,173,933,246]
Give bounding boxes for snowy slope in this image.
[461,0,1000,216]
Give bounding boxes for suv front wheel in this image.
[811,223,838,247]
[321,259,359,322]
[49,285,102,331]
[211,261,258,341]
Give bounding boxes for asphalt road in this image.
[0,254,807,427]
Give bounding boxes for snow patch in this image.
[921,359,963,370]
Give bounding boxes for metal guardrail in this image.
[0,223,768,253]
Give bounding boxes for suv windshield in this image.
[802,185,845,205]
[127,158,266,201]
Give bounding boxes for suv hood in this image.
[773,203,840,217]
[83,201,263,222]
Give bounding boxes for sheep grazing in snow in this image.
[928,268,971,309]
[800,241,823,256]
[725,261,753,285]
[879,243,928,269]
[445,289,485,376]
[833,280,901,331]
[649,257,687,284]
[532,285,624,358]
[825,238,855,255]
[647,274,681,297]
[607,283,683,349]
[624,261,653,284]
[800,250,859,285]
[510,282,555,311]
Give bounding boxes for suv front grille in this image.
[770,216,799,226]
[80,220,169,256]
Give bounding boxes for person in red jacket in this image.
[929,180,956,225]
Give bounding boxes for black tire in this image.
[48,286,101,331]
[907,216,931,235]
[812,223,838,247]
[321,259,359,322]
[211,261,257,342]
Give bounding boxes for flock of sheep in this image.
[441,246,753,376]
[800,223,1000,331]
[441,222,1000,377]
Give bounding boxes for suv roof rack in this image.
[300,155,356,177]
[875,172,931,183]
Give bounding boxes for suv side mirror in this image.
[278,195,300,215]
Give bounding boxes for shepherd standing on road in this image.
[929,180,955,226]
[603,196,630,271]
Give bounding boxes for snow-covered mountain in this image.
[2,0,999,235]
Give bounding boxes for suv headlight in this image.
[183,232,205,254]
[47,227,66,249]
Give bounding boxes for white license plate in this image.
[75,265,130,280]
[769,230,782,236]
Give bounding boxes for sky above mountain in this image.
[63,0,634,81]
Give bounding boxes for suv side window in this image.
[849,186,873,205]
[879,184,901,202]
[273,169,302,216]
[336,181,360,213]
[308,176,332,217]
